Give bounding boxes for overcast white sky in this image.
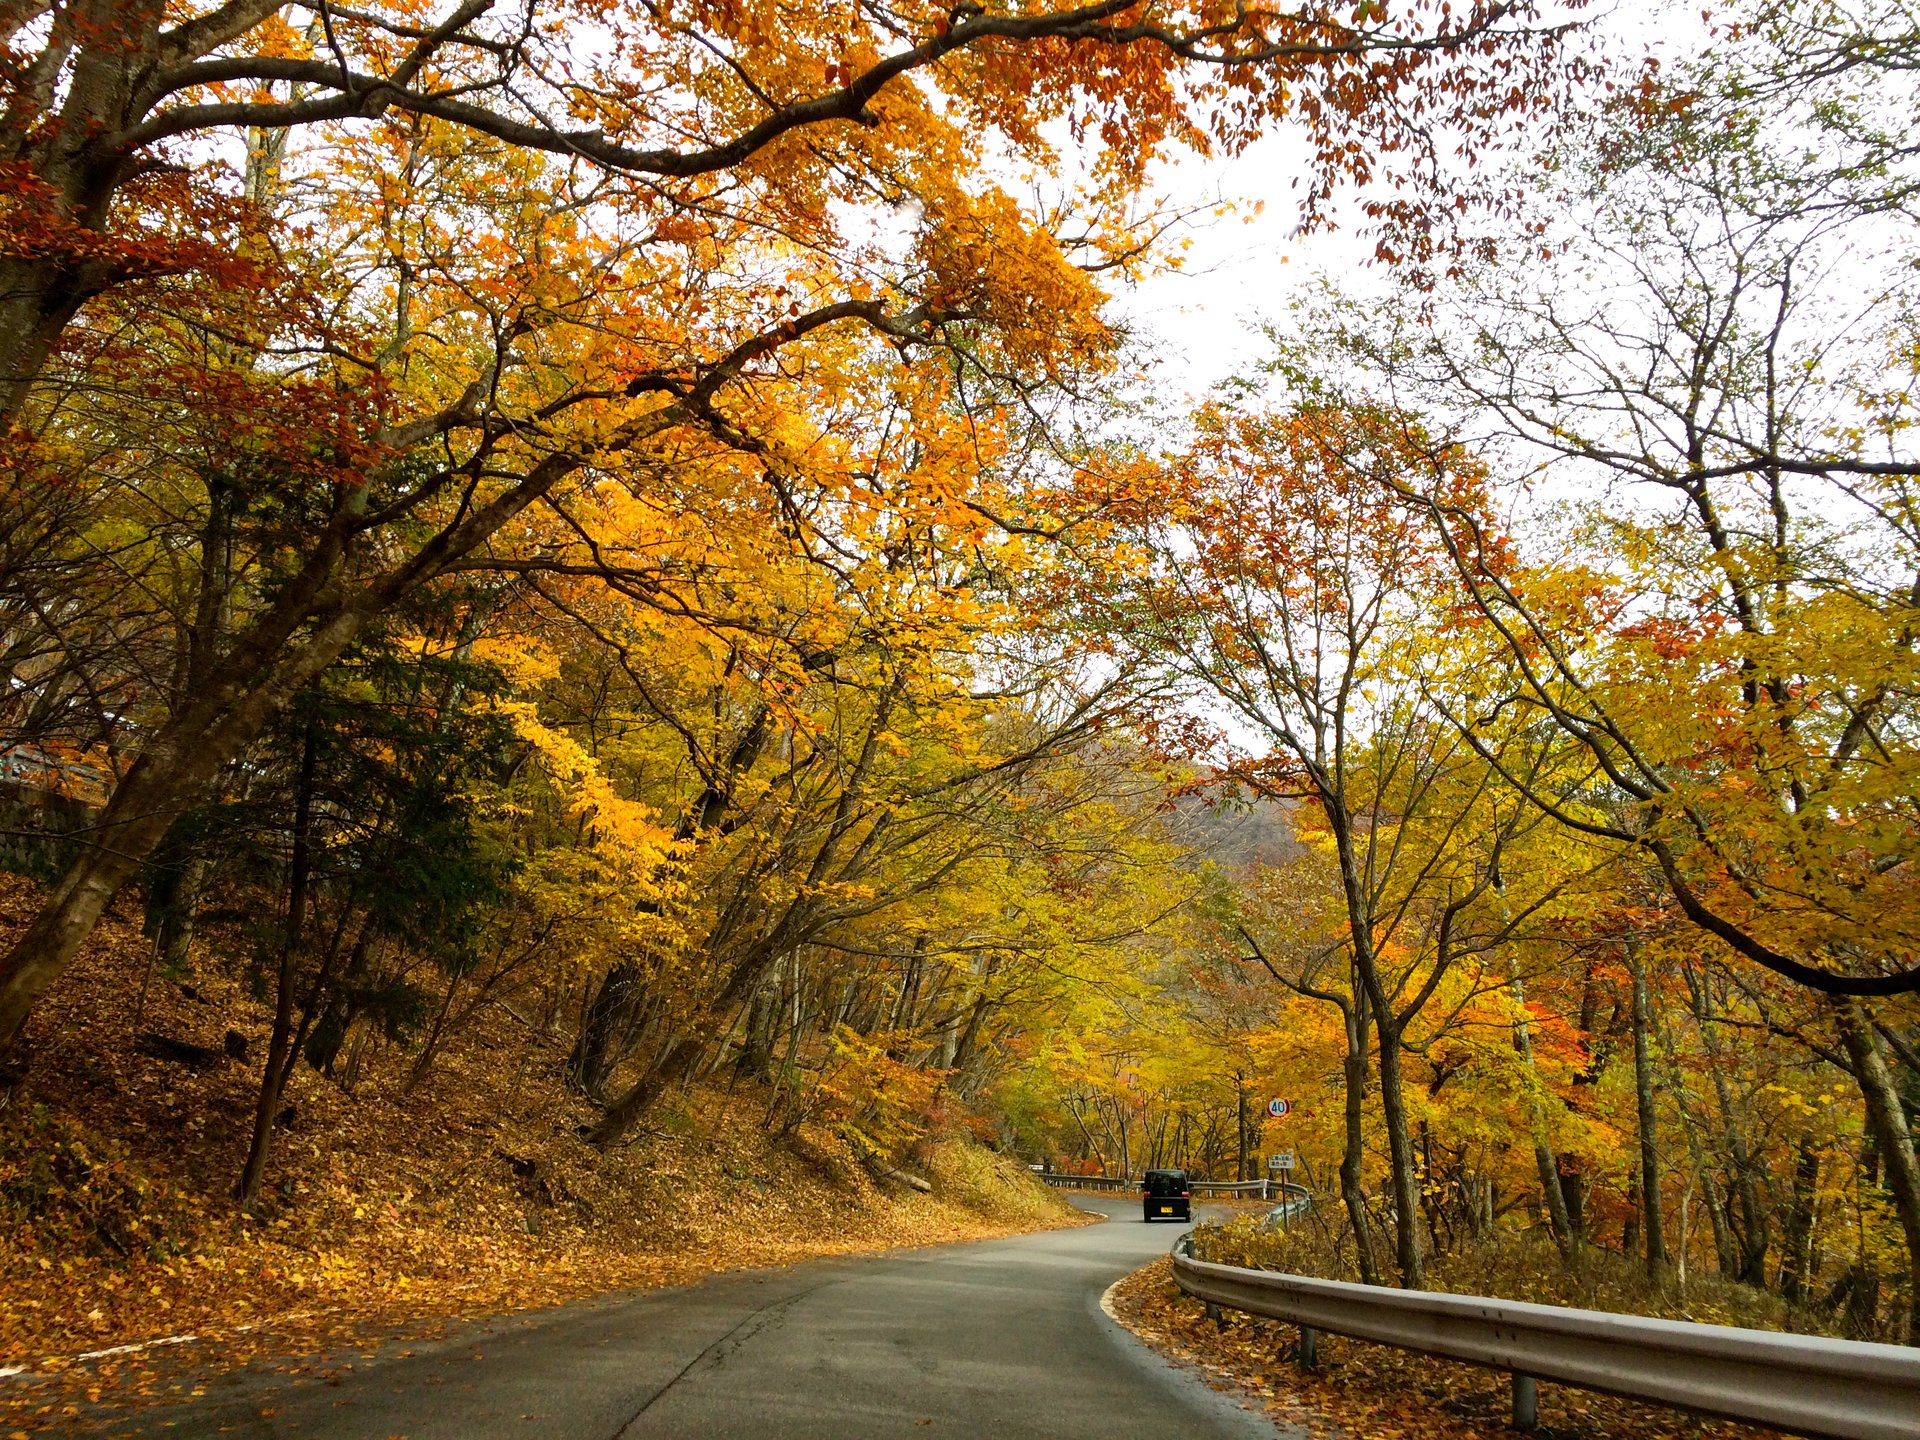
[1110,0,1688,401]
[1107,127,1361,397]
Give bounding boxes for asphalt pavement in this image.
[66,1196,1292,1439]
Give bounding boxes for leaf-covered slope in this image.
[0,874,1079,1428]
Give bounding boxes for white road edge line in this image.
[70,1333,202,1363]
[2,1329,207,1382]
[0,1308,343,1384]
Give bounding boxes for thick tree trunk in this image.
[1338,983,1381,1286]
[0,0,173,426]
[0,266,88,426]
[1833,998,1920,1343]
[586,1032,704,1147]
[886,945,923,1036]
[568,959,646,1097]
[739,978,777,1079]
[1685,962,1769,1284]
[948,987,994,1079]
[304,929,373,1075]
[1324,802,1396,1286]
[1833,1132,1886,1338]
[1658,990,1739,1278]
[236,722,316,1208]
[1509,966,1578,1257]
[142,837,207,980]
[1628,939,1667,1278]
[0,839,156,1061]
[1558,1161,1587,1241]
[1373,1011,1424,1288]
[1235,1070,1249,1182]
[1777,1140,1820,1305]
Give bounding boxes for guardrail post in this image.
[1205,1302,1224,1329]
[1297,1327,1316,1369]
[1511,1374,1537,1431]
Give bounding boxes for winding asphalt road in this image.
[71,1197,1293,1439]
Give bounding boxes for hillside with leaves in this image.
[0,872,1088,1430]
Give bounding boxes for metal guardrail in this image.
[1035,1174,1288,1198]
[1261,1181,1311,1229]
[1170,1235,1920,1439]
[1036,1172,1134,1192]
[1189,1179,1273,1198]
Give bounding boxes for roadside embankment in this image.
[0,875,1085,1430]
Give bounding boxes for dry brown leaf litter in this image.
[0,875,1089,1429]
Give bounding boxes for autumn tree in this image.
[0,0,1580,1073]
[1083,399,1582,1284]
[1282,12,1920,1325]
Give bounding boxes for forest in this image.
[1,0,1917,1394]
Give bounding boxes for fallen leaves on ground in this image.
[0,876,1089,1430]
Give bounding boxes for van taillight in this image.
[1180,1191,1189,1198]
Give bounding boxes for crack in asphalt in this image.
[609,1279,836,1438]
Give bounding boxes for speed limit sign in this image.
[1266,1098,1292,1119]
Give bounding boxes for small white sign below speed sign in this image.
[1266,1098,1292,1120]
[1268,1150,1296,1171]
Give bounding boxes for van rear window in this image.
[1143,1171,1187,1196]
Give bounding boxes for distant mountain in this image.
[1169,791,1301,872]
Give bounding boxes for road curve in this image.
[68,1197,1291,1439]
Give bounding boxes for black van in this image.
[1142,1169,1190,1222]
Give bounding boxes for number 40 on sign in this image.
[1266,1098,1292,1119]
